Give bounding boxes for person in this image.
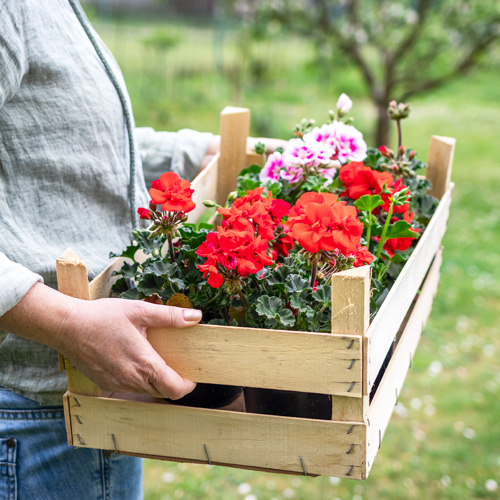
[0,1,224,498]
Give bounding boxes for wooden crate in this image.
[57,107,454,480]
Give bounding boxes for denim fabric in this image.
[0,387,143,500]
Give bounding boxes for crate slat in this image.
[365,247,443,477]
[65,394,365,479]
[217,107,250,205]
[365,185,452,393]
[147,326,362,396]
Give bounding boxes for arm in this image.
[0,280,200,399]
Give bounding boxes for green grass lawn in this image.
[92,15,500,500]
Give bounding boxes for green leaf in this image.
[132,229,165,255]
[137,274,164,295]
[114,261,139,280]
[277,308,295,328]
[120,288,142,300]
[354,194,384,213]
[264,318,278,329]
[109,243,140,260]
[144,259,177,277]
[255,295,283,319]
[207,318,227,326]
[285,274,309,293]
[290,293,307,311]
[371,220,419,239]
[238,164,262,177]
[312,285,332,307]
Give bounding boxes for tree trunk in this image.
[375,102,391,147]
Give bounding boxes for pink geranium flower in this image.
[259,151,285,183]
[304,122,367,164]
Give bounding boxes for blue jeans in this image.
[0,387,143,500]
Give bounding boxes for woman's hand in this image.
[0,283,200,399]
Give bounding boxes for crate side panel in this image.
[365,185,452,393]
[188,152,220,223]
[365,248,442,478]
[147,326,362,397]
[68,395,365,478]
[89,257,125,300]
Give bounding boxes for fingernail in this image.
[182,309,202,322]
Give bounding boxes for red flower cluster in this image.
[149,172,195,213]
[218,187,293,261]
[196,226,273,288]
[286,192,364,255]
[217,187,290,241]
[339,162,394,200]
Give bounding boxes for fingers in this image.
[132,301,202,329]
[139,352,197,400]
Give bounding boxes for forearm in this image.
[0,282,78,355]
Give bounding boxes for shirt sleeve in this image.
[0,4,40,317]
[0,1,27,108]
[135,127,213,185]
[0,253,43,317]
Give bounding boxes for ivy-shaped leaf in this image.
[312,285,332,307]
[371,220,419,239]
[132,229,165,255]
[120,288,142,300]
[109,243,140,260]
[255,296,283,319]
[354,194,384,213]
[137,274,164,295]
[285,274,309,293]
[277,308,295,328]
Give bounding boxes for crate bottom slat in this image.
[64,393,365,479]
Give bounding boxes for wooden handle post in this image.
[56,248,101,397]
[217,106,251,205]
[330,265,371,421]
[426,136,455,199]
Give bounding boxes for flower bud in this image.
[149,200,157,211]
[399,144,406,156]
[203,200,217,208]
[408,150,416,160]
[227,191,238,202]
[379,145,391,158]
[336,93,353,116]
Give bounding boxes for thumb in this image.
[136,302,203,329]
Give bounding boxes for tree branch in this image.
[400,26,500,100]
[390,0,433,64]
[314,0,383,101]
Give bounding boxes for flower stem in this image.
[310,256,318,287]
[376,203,395,260]
[167,233,175,262]
[237,289,249,310]
[366,211,373,252]
[397,119,403,159]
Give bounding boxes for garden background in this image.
[83,2,500,498]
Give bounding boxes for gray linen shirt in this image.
[0,0,212,405]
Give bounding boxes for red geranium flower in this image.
[352,245,374,267]
[286,192,363,255]
[137,207,151,220]
[149,172,195,213]
[339,162,394,200]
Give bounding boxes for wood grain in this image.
[365,248,443,478]
[426,136,455,200]
[68,394,365,478]
[217,107,251,205]
[365,184,452,393]
[147,325,362,397]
